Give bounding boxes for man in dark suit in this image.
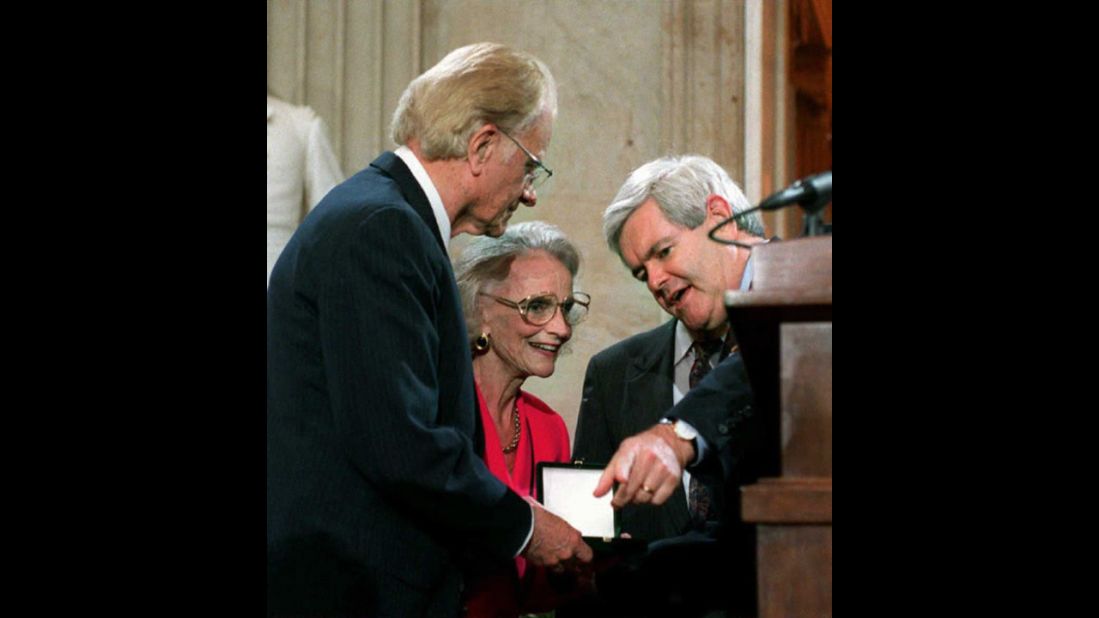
[267,42,592,617]
[572,155,770,616]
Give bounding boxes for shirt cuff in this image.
[662,417,707,467]
[689,428,709,466]
[515,502,535,558]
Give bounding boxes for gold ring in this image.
[641,485,655,494]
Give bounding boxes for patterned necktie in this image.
[686,336,734,527]
[688,339,724,390]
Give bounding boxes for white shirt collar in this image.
[394,145,451,252]
[740,251,755,291]
[674,320,695,367]
[740,237,774,291]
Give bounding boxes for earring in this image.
[473,332,491,353]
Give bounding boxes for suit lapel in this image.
[370,151,448,253]
[622,320,677,433]
[623,319,691,530]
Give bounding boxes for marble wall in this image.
[267,0,793,439]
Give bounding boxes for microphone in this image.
[758,171,831,212]
[708,170,832,243]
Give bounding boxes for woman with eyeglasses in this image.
[453,220,592,618]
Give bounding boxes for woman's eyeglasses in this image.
[479,291,591,326]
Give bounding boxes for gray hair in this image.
[454,221,580,340]
[390,42,558,160]
[602,154,764,259]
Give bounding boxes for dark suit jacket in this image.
[668,349,767,617]
[267,152,531,617]
[571,321,764,617]
[572,320,693,540]
[673,351,761,483]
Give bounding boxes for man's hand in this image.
[521,497,594,570]
[592,423,695,508]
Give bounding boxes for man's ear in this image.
[705,194,733,221]
[466,123,497,176]
[704,194,739,243]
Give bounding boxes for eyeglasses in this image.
[500,129,554,189]
[479,291,591,326]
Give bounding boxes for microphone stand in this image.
[799,193,830,238]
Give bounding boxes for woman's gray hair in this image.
[390,42,558,160]
[454,221,581,341]
[602,154,764,259]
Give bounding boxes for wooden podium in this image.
[725,236,832,618]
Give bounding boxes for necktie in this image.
[688,339,724,390]
[686,336,735,527]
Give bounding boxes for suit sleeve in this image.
[572,354,616,465]
[319,206,530,560]
[670,353,761,480]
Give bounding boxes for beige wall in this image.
[267,0,792,440]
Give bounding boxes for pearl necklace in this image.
[502,402,521,454]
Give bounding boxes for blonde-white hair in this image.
[391,42,557,160]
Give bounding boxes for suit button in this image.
[718,424,729,434]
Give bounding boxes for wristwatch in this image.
[658,417,698,442]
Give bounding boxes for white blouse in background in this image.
[267,95,344,285]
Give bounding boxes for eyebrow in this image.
[642,236,675,262]
[630,235,675,279]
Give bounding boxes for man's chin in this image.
[674,310,711,333]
